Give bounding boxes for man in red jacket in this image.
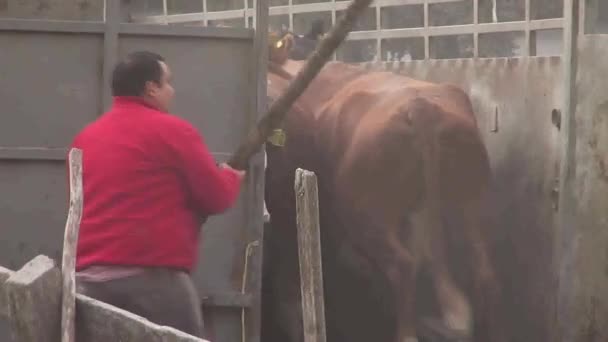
[71,51,245,338]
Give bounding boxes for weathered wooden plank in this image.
[0,266,15,318]
[294,168,327,342]
[3,253,210,341]
[61,148,83,342]
[75,294,210,341]
[5,255,62,342]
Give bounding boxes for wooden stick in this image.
[61,148,84,342]
[227,0,374,170]
[295,168,327,342]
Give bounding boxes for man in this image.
[70,51,245,338]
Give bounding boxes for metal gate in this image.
[345,1,564,341]
[555,0,608,341]
[360,56,563,342]
[131,1,570,341]
[0,1,268,342]
[126,1,608,341]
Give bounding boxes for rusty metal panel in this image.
[0,16,264,342]
[364,57,562,342]
[558,34,608,341]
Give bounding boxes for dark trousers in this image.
[76,268,204,338]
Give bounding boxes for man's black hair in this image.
[111,51,165,97]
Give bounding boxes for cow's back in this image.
[290,64,491,207]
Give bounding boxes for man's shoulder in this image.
[151,113,201,138]
[70,117,104,147]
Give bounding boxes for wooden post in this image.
[61,148,84,342]
[294,168,327,342]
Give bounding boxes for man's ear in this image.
[143,80,158,96]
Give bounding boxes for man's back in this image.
[72,97,242,272]
[72,51,244,338]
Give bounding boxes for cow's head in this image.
[268,19,327,64]
[269,30,295,66]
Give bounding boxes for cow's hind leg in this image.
[349,226,419,342]
[460,196,505,342]
[383,233,419,342]
[408,206,473,337]
[406,97,473,336]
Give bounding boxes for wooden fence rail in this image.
[295,168,327,342]
[0,255,209,341]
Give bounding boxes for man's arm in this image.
[162,119,245,215]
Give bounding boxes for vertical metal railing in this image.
[137,0,566,60]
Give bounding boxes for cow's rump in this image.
[262,60,503,342]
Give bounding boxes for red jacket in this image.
[70,96,242,272]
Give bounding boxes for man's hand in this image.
[220,163,246,180]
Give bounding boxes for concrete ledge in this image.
[0,266,15,318]
[76,294,206,341]
[5,255,61,342]
[0,266,13,283]
[0,254,208,342]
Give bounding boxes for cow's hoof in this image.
[442,293,473,335]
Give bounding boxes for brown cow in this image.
[261,34,504,342]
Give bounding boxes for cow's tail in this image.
[408,97,443,265]
[409,97,474,335]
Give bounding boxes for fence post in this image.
[61,148,83,342]
[5,255,62,342]
[294,168,327,342]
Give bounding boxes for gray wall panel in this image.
[118,35,253,154]
[0,161,67,270]
[0,32,103,147]
[558,34,608,341]
[0,21,261,342]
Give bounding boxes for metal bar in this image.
[524,0,531,56]
[376,0,381,61]
[347,18,563,40]
[424,0,430,59]
[556,0,580,339]
[0,19,104,33]
[203,0,208,26]
[200,292,254,308]
[102,0,120,112]
[134,0,464,24]
[473,0,479,57]
[578,0,586,34]
[528,30,537,56]
[0,148,68,161]
[0,148,235,162]
[244,0,249,28]
[135,11,563,39]
[241,0,268,341]
[118,23,254,38]
[332,0,337,61]
[289,0,294,31]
